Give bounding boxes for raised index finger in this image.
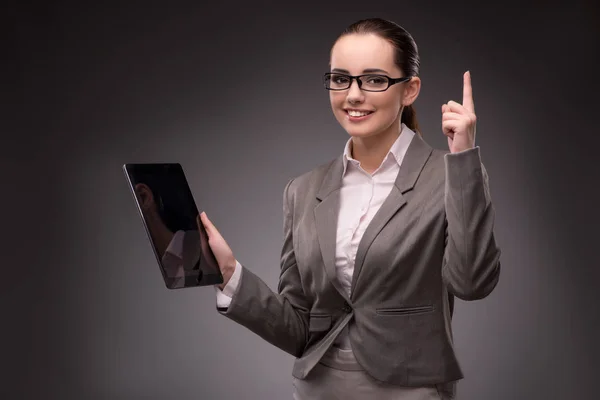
[462,71,475,113]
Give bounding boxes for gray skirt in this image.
[292,346,456,400]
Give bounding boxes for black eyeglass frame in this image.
[323,72,412,92]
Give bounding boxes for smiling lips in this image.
[345,108,375,121]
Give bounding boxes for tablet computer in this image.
[123,163,223,289]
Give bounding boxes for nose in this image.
[346,78,364,104]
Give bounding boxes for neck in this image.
[350,121,402,173]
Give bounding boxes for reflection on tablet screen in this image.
[124,163,223,289]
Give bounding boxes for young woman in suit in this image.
[197,17,501,400]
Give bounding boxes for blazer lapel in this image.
[313,157,350,301]
[349,134,433,296]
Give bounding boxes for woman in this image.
[197,17,501,399]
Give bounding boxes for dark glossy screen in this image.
[123,163,223,289]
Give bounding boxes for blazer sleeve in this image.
[216,178,310,357]
[442,146,501,300]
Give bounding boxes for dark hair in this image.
[336,18,421,134]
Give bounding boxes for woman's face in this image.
[329,33,419,140]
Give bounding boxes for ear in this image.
[402,76,421,106]
[134,183,155,210]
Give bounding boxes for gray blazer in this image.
[218,133,501,387]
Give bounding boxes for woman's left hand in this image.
[442,71,476,153]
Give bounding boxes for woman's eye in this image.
[367,77,386,84]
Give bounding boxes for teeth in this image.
[348,110,371,117]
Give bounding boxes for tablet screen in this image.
[123,163,223,289]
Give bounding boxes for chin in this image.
[342,123,381,139]
[346,130,375,138]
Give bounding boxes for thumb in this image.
[198,212,218,239]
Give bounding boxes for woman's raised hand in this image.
[442,71,477,153]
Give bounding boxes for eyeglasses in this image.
[323,73,412,92]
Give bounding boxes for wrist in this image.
[217,262,236,290]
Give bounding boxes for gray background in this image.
[4,1,600,399]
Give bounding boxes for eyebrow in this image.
[331,68,390,74]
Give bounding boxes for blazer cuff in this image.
[443,146,483,187]
[445,145,480,158]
